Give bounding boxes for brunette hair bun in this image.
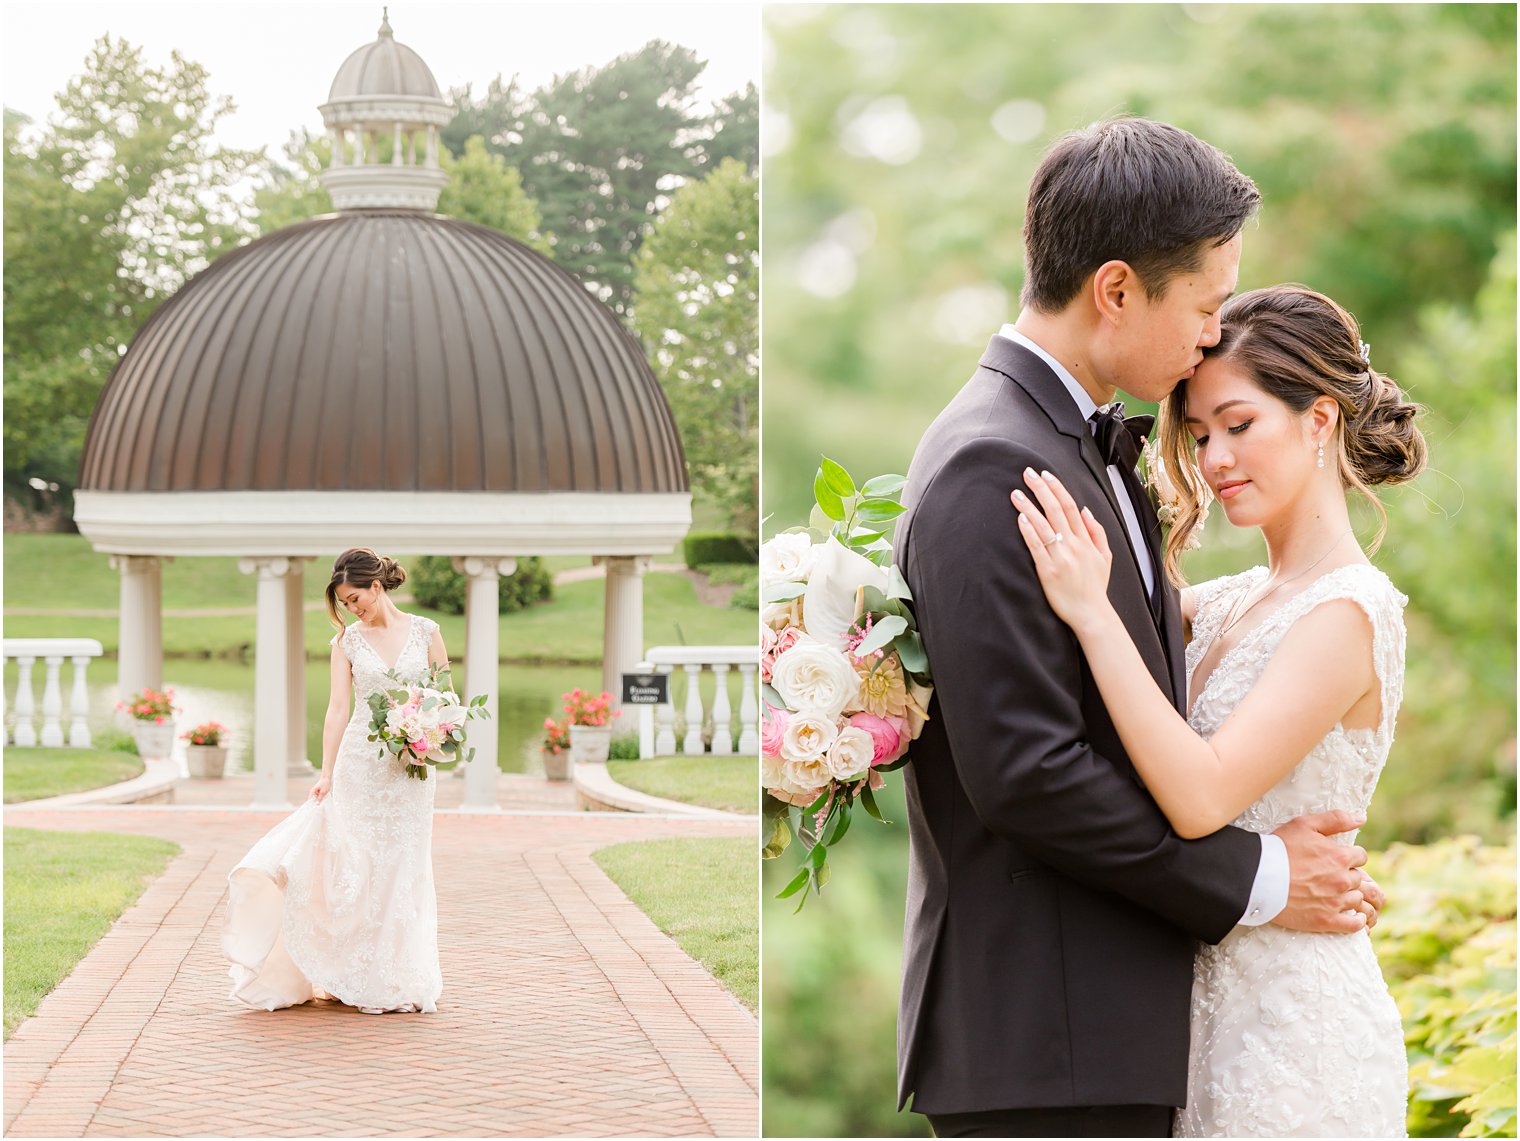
[1346,368,1427,487]
[377,555,407,592]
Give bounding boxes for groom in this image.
[894,118,1383,1138]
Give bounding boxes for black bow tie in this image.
[1089,403,1155,471]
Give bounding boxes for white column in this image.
[285,558,309,775]
[69,655,93,747]
[112,555,162,717]
[392,122,403,165]
[407,129,417,166]
[330,127,344,167]
[596,556,649,704]
[452,556,515,810]
[12,656,36,746]
[653,664,677,756]
[426,126,439,168]
[681,663,704,754]
[39,655,65,747]
[240,557,294,809]
[736,662,759,756]
[708,663,733,754]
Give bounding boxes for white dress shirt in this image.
[997,325,1288,928]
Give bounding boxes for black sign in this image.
[621,672,670,705]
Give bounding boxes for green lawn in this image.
[3,745,143,803]
[607,755,757,814]
[4,828,180,1038]
[592,836,757,1011]
[3,534,755,664]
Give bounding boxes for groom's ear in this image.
[1092,260,1138,324]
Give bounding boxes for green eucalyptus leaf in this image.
[762,581,808,603]
[856,615,909,656]
[895,630,929,674]
[887,564,913,601]
[857,498,908,523]
[762,814,793,860]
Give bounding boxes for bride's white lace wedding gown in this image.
[1176,564,1409,1138]
[223,614,443,1013]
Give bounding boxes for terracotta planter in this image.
[568,723,613,764]
[186,744,228,779]
[132,722,176,760]
[541,748,571,782]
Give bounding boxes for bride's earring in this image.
[1316,443,1325,469]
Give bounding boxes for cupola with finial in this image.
[318,8,452,211]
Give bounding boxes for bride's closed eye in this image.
[1192,419,1255,448]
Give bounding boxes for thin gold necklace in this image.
[1219,530,1355,639]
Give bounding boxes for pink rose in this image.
[848,711,907,766]
[761,706,789,757]
[761,625,803,684]
[409,738,430,755]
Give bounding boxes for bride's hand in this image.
[1011,467,1113,632]
[309,773,333,802]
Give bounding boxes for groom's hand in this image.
[1271,810,1378,933]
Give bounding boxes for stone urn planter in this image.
[568,723,613,765]
[185,744,229,779]
[541,748,571,782]
[132,722,176,760]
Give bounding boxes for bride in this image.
[223,548,449,1015]
[1010,285,1425,1137]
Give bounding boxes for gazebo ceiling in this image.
[78,211,689,496]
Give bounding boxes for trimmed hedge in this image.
[409,555,553,615]
[683,531,755,567]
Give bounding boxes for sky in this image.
[1,1,760,154]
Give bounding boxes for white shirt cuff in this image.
[1237,833,1289,926]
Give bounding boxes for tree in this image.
[631,158,758,530]
[3,36,261,514]
[446,41,732,315]
[251,128,331,234]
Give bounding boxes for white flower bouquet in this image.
[761,458,933,909]
[366,663,490,780]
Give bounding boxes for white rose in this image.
[760,532,818,589]
[803,536,890,650]
[762,753,825,808]
[770,637,862,722]
[780,709,837,763]
[826,725,875,780]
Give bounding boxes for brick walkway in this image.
[3,804,758,1137]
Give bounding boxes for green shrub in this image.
[1370,838,1517,1138]
[92,727,138,755]
[730,574,758,610]
[608,733,642,761]
[683,532,755,567]
[409,555,553,615]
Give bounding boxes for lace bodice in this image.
[333,614,438,705]
[1185,563,1407,836]
[1176,563,1410,1137]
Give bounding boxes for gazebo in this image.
[72,14,691,810]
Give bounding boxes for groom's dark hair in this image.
[1021,117,1260,313]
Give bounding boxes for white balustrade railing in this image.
[635,645,759,759]
[3,638,105,748]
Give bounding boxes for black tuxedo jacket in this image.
[893,336,1261,1115]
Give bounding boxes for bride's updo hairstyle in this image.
[1157,285,1427,587]
[324,548,407,631]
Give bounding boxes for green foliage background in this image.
[760,4,1516,1136]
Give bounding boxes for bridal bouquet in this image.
[762,458,933,909]
[366,663,490,780]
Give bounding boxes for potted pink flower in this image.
[115,687,179,760]
[540,716,572,781]
[561,689,621,765]
[182,721,230,779]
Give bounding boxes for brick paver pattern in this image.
[4,804,758,1137]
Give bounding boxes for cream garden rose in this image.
[770,637,862,722]
[826,725,875,780]
[761,532,817,589]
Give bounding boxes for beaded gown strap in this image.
[1248,563,1408,741]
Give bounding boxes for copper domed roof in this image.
[79,212,687,494]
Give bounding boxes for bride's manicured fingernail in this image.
[1023,467,1038,481]
[1012,489,1026,501]
[1041,470,1055,481]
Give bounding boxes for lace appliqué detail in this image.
[1175,565,1409,1137]
[226,614,443,1013]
